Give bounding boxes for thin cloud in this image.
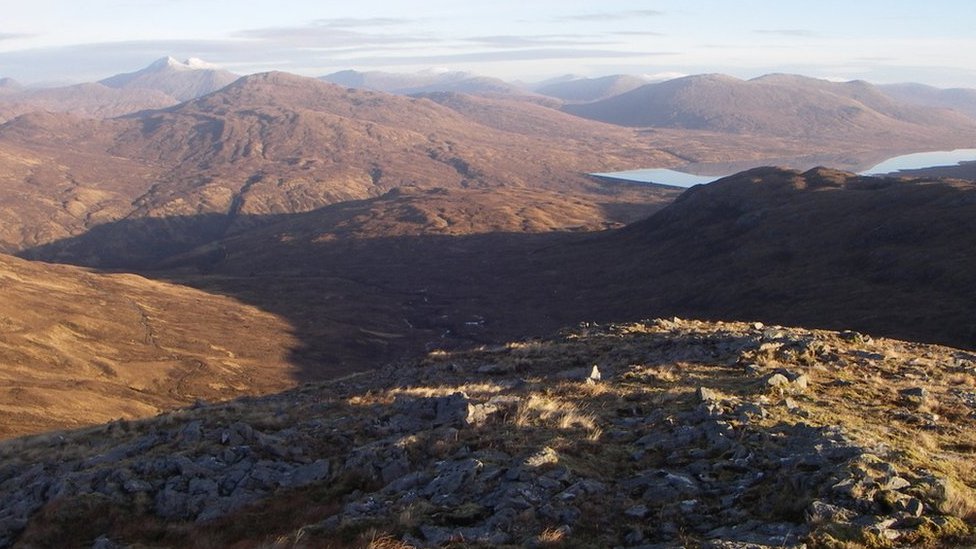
[466,35,615,48]
[612,31,666,37]
[233,23,429,48]
[559,10,665,22]
[310,17,414,28]
[0,32,33,41]
[753,29,817,37]
[348,48,673,67]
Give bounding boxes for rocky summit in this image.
[2,318,974,548]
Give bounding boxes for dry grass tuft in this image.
[390,383,505,399]
[365,532,416,549]
[514,394,602,440]
[537,526,568,546]
[936,478,976,522]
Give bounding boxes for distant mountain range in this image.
[320,68,525,96]
[4,57,976,135]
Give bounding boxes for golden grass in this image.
[537,526,567,546]
[365,532,416,549]
[514,394,602,441]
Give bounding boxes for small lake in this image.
[861,148,976,175]
[591,148,976,188]
[588,168,717,188]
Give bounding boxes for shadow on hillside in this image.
[19,196,976,383]
[17,211,647,382]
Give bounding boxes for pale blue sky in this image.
[1,0,974,87]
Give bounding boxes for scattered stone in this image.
[899,387,929,399]
[900,497,925,517]
[766,370,809,393]
[882,475,911,491]
[281,459,330,488]
[557,365,602,382]
[91,536,122,549]
[524,447,559,469]
[805,500,854,523]
[766,373,790,388]
[698,386,721,403]
[177,421,203,445]
[624,504,649,518]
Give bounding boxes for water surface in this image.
[592,148,976,188]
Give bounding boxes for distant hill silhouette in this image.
[0,82,175,122]
[535,74,651,103]
[320,69,526,96]
[564,73,976,145]
[880,82,976,118]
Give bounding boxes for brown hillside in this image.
[568,167,976,348]
[0,72,679,259]
[27,169,963,392]
[0,253,297,439]
[4,71,971,266]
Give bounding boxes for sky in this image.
[1,0,974,88]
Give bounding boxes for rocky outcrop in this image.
[1,318,974,547]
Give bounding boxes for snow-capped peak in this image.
[185,58,221,70]
[146,56,220,72]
